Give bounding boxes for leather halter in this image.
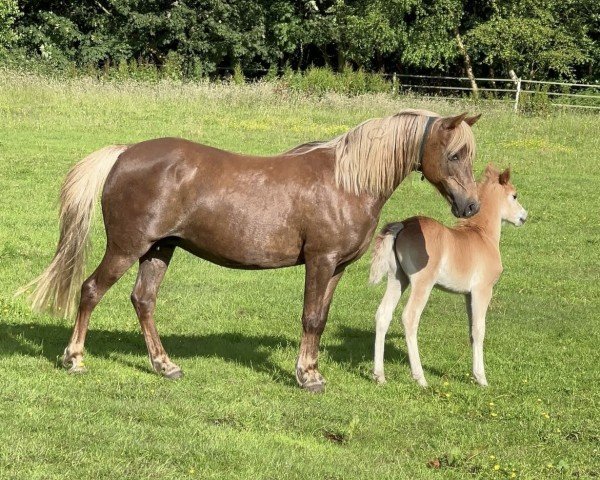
[416,116,436,180]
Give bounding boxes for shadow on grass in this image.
[0,322,298,386]
[0,322,458,386]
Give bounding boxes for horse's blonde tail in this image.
[369,223,403,285]
[17,145,129,318]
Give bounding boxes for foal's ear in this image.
[484,163,498,179]
[499,167,511,185]
[465,113,482,127]
[441,112,468,130]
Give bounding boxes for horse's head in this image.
[482,164,528,227]
[421,112,481,218]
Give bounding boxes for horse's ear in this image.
[441,112,468,130]
[499,167,511,185]
[484,163,497,178]
[465,113,481,126]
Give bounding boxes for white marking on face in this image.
[505,191,527,226]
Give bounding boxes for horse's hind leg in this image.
[130,245,182,379]
[373,269,409,384]
[63,249,138,373]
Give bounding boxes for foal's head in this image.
[421,113,481,218]
[481,164,528,226]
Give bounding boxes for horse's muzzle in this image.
[451,199,480,218]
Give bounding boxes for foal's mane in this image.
[293,109,475,197]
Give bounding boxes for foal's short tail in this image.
[369,222,403,285]
[17,145,129,318]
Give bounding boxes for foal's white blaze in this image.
[370,164,526,387]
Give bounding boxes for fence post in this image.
[392,72,397,95]
[514,78,522,112]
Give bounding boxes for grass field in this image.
[0,71,598,479]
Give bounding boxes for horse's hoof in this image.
[296,367,325,393]
[415,377,428,388]
[302,381,325,394]
[67,365,88,375]
[62,352,86,374]
[373,374,386,385]
[163,368,183,380]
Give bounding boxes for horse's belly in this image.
[176,219,304,269]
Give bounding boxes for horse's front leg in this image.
[296,256,344,393]
[468,286,494,386]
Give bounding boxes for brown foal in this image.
[22,109,481,392]
[370,165,527,387]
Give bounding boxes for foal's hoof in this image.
[373,373,386,385]
[415,377,429,388]
[473,372,488,387]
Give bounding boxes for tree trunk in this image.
[320,46,331,68]
[455,30,478,98]
[337,49,348,72]
[489,66,497,90]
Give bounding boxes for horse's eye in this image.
[513,194,518,200]
[450,154,459,161]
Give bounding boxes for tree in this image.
[464,0,595,79]
[0,0,20,49]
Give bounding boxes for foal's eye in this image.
[450,154,459,161]
[512,194,518,200]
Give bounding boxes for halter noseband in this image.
[416,116,436,180]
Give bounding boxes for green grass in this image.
[0,71,598,479]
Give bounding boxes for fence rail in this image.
[214,66,600,111]
[394,74,600,111]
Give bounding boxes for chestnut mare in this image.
[22,109,481,392]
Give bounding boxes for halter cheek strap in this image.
[417,116,436,180]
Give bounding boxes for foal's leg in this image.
[402,280,433,387]
[63,249,138,373]
[467,286,493,386]
[296,257,343,393]
[131,245,182,379]
[373,270,409,384]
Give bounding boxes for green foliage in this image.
[466,16,592,79]
[519,85,553,115]
[402,0,462,70]
[0,0,598,81]
[284,66,391,96]
[0,0,19,48]
[231,63,245,85]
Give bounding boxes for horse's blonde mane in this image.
[296,109,476,197]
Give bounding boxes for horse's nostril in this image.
[465,202,479,217]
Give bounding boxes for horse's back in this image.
[394,216,446,275]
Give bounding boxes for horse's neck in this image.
[463,193,502,246]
